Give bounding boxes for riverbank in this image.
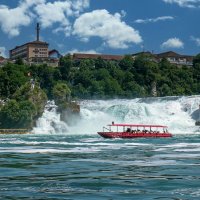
[0,129,30,134]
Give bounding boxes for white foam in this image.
[0,147,101,154]
[174,148,200,152]
[153,153,200,159]
[32,101,68,134]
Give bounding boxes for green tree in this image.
[119,55,134,71]
[13,82,47,117]
[95,57,107,69]
[53,83,71,106]
[193,53,200,66]
[0,100,35,128]
[59,54,73,80]
[0,63,28,98]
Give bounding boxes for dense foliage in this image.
[53,83,71,111]
[60,54,200,98]
[0,53,200,100]
[0,99,35,128]
[0,81,47,129]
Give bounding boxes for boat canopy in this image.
[108,123,168,128]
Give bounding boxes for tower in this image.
[36,23,40,41]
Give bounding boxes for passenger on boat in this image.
[126,128,131,132]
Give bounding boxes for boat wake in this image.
[32,96,200,135]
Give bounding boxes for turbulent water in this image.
[33,95,200,135]
[1,96,200,199]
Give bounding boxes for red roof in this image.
[73,53,124,61]
[0,56,6,61]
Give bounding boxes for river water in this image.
[1,96,200,199]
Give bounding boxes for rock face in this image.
[191,109,200,121]
[191,106,200,126]
[195,121,200,126]
[60,101,81,126]
[52,83,81,126]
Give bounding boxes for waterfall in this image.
[32,96,200,135]
[32,101,69,134]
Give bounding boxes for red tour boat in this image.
[98,122,172,138]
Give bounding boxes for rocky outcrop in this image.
[0,82,47,129]
[195,121,200,126]
[13,82,47,117]
[191,105,200,126]
[52,83,80,126]
[60,101,80,126]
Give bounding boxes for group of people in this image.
[126,128,165,134]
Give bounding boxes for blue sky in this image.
[0,0,200,57]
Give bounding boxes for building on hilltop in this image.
[9,23,60,67]
[72,53,124,61]
[132,51,194,67]
[156,51,193,67]
[10,23,49,62]
[71,51,195,68]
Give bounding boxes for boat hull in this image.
[98,132,172,138]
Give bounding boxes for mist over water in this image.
[33,95,200,135]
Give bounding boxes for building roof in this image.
[156,51,180,58]
[156,51,194,61]
[180,54,194,62]
[0,56,6,61]
[11,40,49,51]
[49,49,61,55]
[132,51,154,57]
[27,40,49,45]
[73,53,124,61]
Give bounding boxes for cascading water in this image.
[32,101,69,134]
[33,96,200,135]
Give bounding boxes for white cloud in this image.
[135,16,174,24]
[0,0,89,37]
[120,10,127,18]
[161,37,184,49]
[53,26,72,37]
[72,0,90,13]
[19,0,45,9]
[0,0,44,37]
[73,9,142,49]
[0,47,6,57]
[34,0,89,36]
[68,48,99,54]
[163,0,200,8]
[191,36,200,46]
[34,1,72,28]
